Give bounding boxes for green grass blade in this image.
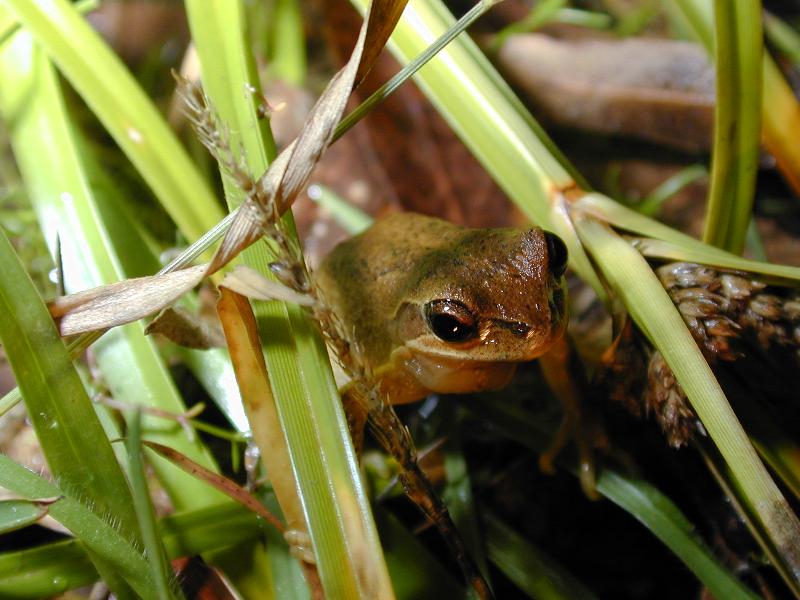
[764,11,800,66]
[184,1,391,597]
[0,452,151,597]
[0,501,264,598]
[675,0,800,197]
[575,217,800,589]
[576,193,800,283]
[703,0,762,253]
[0,499,54,534]
[2,0,225,243]
[127,411,183,600]
[484,512,597,600]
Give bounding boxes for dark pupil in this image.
[429,313,476,342]
[544,232,568,278]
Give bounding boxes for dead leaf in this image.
[219,265,315,305]
[142,440,285,533]
[49,265,207,337]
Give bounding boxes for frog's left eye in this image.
[424,300,478,343]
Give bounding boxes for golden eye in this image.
[544,232,568,278]
[424,299,478,343]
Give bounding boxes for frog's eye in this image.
[544,232,568,278]
[424,299,478,343]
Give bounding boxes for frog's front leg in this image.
[538,335,607,499]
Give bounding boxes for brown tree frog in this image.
[315,212,599,494]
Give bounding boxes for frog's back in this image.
[315,213,465,365]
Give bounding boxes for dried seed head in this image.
[644,352,696,448]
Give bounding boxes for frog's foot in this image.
[285,530,316,565]
[538,410,607,501]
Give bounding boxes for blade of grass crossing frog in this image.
[348,0,605,301]
[575,217,800,589]
[185,0,402,597]
[0,33,226,510]
[1,0,226,244]
[702,0,762,254]
[466,400,761,600]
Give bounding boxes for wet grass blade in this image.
[0,501,264,598]
[0,454,151,597]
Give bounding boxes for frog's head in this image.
[393,225,568,365]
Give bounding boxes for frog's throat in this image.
[374,347,519,405]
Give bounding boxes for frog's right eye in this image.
[424,299,478,343]
[544,232,568,278]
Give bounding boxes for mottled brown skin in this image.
[315,213,568,405]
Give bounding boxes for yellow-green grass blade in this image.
[703,0,762,253]
[349,0,605,301]
[575,217,800,589]
[0,31,226,510]
[127,411,183,600]
[764,11,800,66]
[184,0,391,597]
[1,0,225,245]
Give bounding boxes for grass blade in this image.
[127,411,183,600]
[703,0,762,252]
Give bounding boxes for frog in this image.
[314,212,598,494]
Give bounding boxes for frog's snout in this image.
[544,232,568,278]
